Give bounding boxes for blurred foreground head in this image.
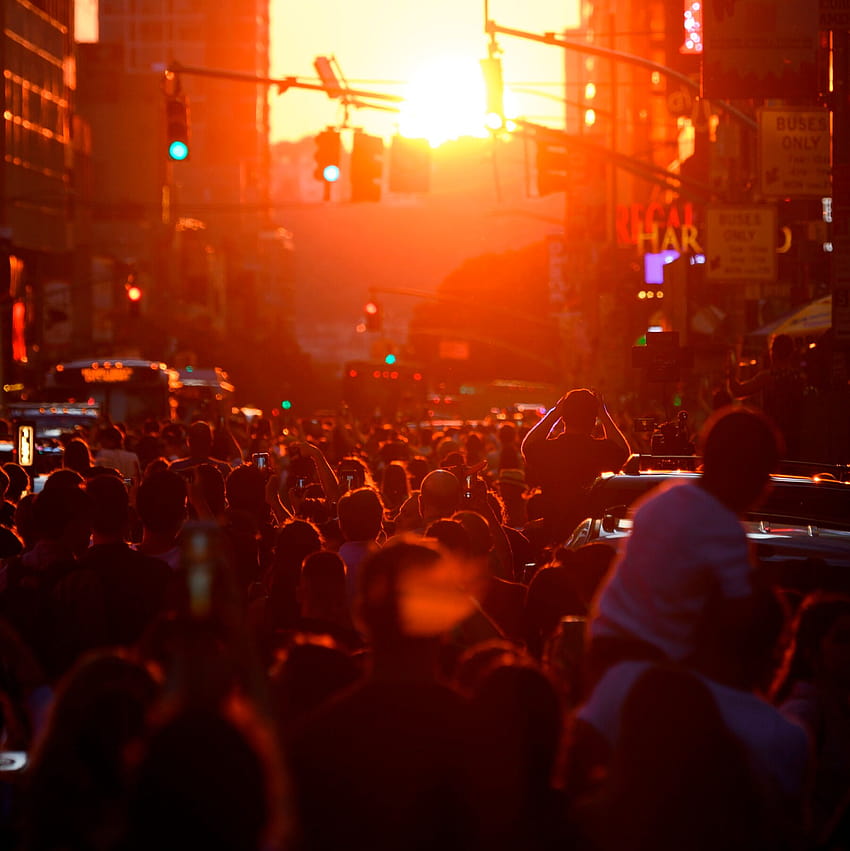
[356,537,477,648]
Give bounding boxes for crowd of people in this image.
[0,389,846,850]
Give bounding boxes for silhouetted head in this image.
[86,474,130,538]
[3,462,31,502]
[136,470,187,537]
[770,333,794,364]
[187,420,213,457]
[699,406,781,514]
[357,537,473,648]
[225,465,266,518]
[63,438,93,475]
[337,487,383,542]
[560,388,598,434]
[419,469,461,522]
[98,425,124,450]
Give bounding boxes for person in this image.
[293,550,363,651]
[134,470,188,571]
[496,468,528,530]
[728,333,807,459]
[19,651,161,851]
[133,418,166,473]
[0,485,93,679]
[587,406,782,681]
[570,664,775,851]
[771,592,850,845]
[121,702,287,851]
[572,587,809,819]
[169,420,231,479]
[379,460,410,521]
[521,388,630,544]
[337,486,384,602]
[93,424,141,483]
[249,519,323,656]
[286,539,477,851]
[3,462,31,504]
[62,437,97,480]
[466,663,570,851]
[59,475,174,655]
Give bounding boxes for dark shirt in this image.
[524,433,627,541]
[61,542,173,649]
[288,679,474,851]
[169,454,232,480]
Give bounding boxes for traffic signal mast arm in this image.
[166,61,402,112]
[484,19,757,132]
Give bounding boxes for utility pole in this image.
[830,29,850,461]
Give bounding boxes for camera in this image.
[634,410,694,457]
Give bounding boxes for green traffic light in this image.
[281,399,292,410]
[384,353,397,365]
[169,140,189,161]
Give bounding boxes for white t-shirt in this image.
[95,447,140,479]
[590,480,753,661]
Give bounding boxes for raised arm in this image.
[596,393,631,457]
[294,441,339,502]
[520,399,565,457]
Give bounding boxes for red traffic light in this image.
[365,301,378,315]
[127,285,143,302]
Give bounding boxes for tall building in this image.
[97,0,271,237]
[93,0,297,393]
[0,0,76,385]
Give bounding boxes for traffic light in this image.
[389,136,431,194]
[166,95,190,161]
[351,130,384,202]
[535,135,570,195]
[364,300,382,332]
[480,56,504,130]
[126,281,143,318]
[314,128,341,183]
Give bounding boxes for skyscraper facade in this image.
[98,0,271,236]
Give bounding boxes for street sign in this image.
[704,0,819,99]
[705,205,778,282]
[759,107,830,198]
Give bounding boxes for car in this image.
[564,455,850,596]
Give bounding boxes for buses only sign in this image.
[759,107,830,198]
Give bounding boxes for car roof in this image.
[588,466,850,532]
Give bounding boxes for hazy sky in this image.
[270,0,579,142]
[76,0,579,143]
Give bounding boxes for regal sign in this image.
[615,202,704,255]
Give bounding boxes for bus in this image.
[45,358,180,424]
[171,366,235,424]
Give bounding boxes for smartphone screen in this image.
[252,452,270,471]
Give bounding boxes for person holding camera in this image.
[521,388,631,545]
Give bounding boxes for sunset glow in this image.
[397,56,491,146]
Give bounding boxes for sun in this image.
[398,55,491,147]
